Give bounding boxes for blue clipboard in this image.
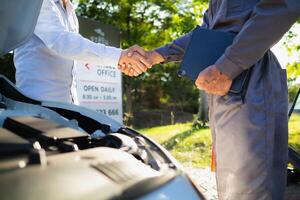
[179,26,251,95]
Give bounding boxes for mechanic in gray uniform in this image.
[123,0,300,199]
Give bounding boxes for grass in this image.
[138,115,300,168]
[289,113,300,153]
[139,123,212,168]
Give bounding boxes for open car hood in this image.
[0,0,43,56]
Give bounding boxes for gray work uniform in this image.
[155,0,300,199]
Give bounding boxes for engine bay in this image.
[0,76,184,200]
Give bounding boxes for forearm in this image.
[215,0,300,79]
[45,31,122,66]
[154,31,193,64]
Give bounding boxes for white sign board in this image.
[73,17,123,124]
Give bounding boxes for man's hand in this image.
[195,65,232,96]
[146,50,165,65]
[118,45,153,77]
[127,45,165,66]
[119,45,165,77]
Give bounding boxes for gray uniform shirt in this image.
[156,0,300,79]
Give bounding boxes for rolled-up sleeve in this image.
[215,0,300,79]
[34,0,122,67]
[155,11,210,63]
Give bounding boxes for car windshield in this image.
[289,90,300,155]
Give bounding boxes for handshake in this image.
[118,45,232,96]
[118,45,165,77]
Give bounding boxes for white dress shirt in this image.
[14,0,122,103]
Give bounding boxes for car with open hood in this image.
[0,0,299,200]
[0,0,205,199]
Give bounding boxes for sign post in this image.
[73,17,123,124]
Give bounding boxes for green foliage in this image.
[288,84,300,103]
[284,30,300,68]
[160,63,199,112]
[132,63,199,111]
[77,0,185,48]
[287,65,300,103]
[287,62,300,82]
[282,25,300,102]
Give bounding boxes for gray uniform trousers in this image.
[209,51,288,200]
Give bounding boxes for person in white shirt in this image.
[14,0,149,103]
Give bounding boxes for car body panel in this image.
[0,0,43,56]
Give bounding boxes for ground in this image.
[184,167,300,200]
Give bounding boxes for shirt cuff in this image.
[155,45,185,64]
[102,46,122,67]
[215,54,245,80]
[155,45,171,64]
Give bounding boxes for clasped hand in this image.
[118,45,164,77]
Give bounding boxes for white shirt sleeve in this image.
[34,0,122,67]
